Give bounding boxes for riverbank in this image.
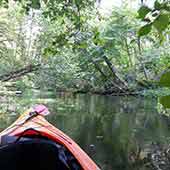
[0,81,167,98]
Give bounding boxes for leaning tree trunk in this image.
[0,64,40,82]
[92,59,127,93]
[102,55,129,91]
[92,60,108,79]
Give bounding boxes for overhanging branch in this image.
[0,64,41,82]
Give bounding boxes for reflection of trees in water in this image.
[51,95,170,170]
[1,93,170,170]
[0,95,21,130]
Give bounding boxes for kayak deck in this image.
[0,105,100,170]
[0,137,81,170]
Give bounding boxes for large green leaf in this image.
[159,71,170,87]
[138,23,152,37]
[159,95,170,109]
[153,13,170,32]
[137,5,151,20]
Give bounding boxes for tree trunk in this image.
[137,38,148,80]
[102,55,129,90]
[92,59,127,92]
[125,38,133,67]
[92,60,107,79]
[0,64,40,82]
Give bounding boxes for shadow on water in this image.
[0,91,170,170]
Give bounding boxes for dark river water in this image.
[0,91,170,170]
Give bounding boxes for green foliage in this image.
[138,23,152,37]
[13,0,41,12]
[0,0,170,94]
[0,4,27,73]
[0,0,8,7]
[154,0,162,10]
[153,12,170,32]
[159,95,170,108]
[138,0,170,38]
[159,71,170,87]
[137,5,151,19]
[30,0,40,9]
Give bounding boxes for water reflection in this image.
[0,92,170,170]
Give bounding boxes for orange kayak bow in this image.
[0,105,100,170]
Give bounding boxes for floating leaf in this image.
[153,13,169,32]
[138,6,152,20]
[138,23,152,37]
[159,71,170,87]
[159,95,170,109]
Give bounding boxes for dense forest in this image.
[0,0,170,96]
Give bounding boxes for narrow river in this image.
[0,91,169,170]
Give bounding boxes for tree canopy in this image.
[0,0,169,95]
